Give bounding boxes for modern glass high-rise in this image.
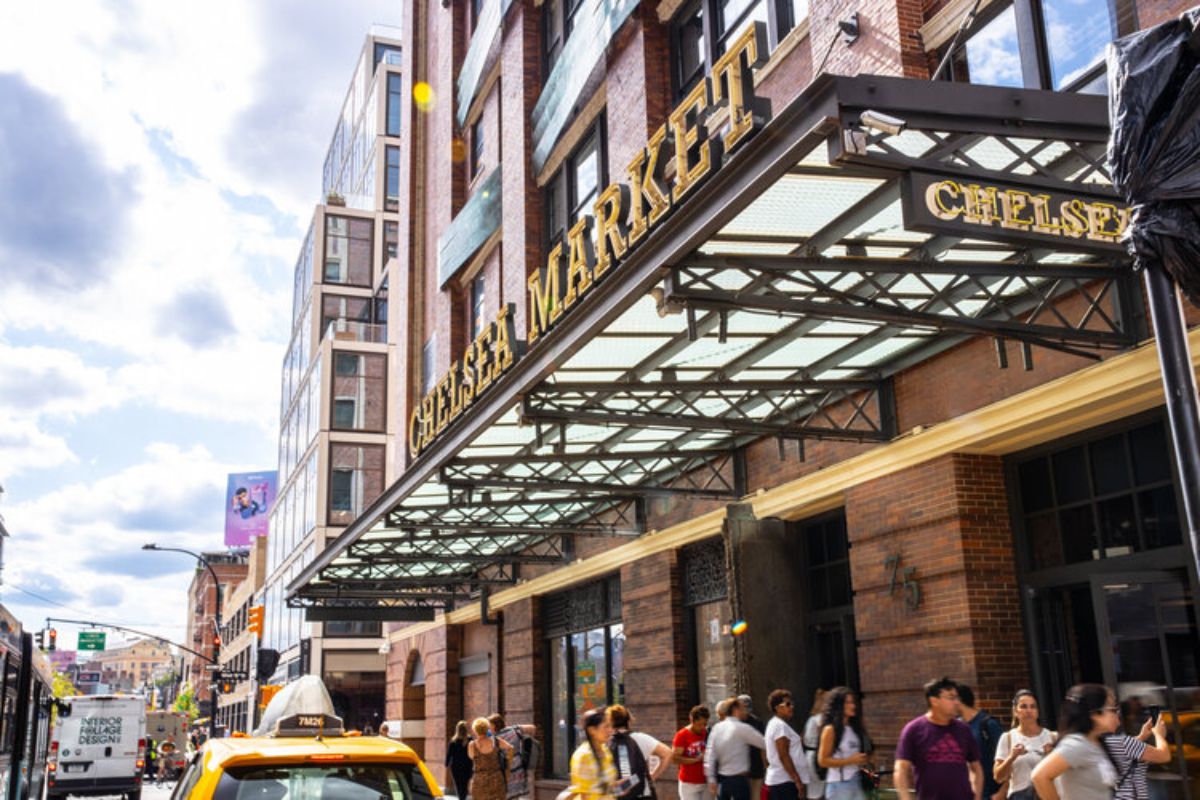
[260,28,403,731]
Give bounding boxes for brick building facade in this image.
[290,0,1200,797]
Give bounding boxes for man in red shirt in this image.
[674,705,712,800]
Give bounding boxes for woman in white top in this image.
[802,690,828,800]
[764,689,812,800]
[816,687,871,800]
[1031,684,1122,800]
[994,690,1056,800]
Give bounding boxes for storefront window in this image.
[683,539,735,710]
[543,577,622,777]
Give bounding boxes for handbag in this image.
[858,767,880,793]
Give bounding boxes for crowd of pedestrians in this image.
[446,678,1171,800]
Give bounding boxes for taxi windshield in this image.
[213,763,431,800]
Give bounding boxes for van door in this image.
[58,699,140,784]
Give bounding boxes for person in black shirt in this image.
[446,720,475,799]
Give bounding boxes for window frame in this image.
[943,0,1138,93]
[385,145,401,211]
[470,273,487,340]
[668,0,799,100]
[386,73,403,137]
[543,115,607,253]
[470,117,485,180]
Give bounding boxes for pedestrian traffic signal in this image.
[247,605,264,640]
[48,628,57,651]
[34,630,45,650]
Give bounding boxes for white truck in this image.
[47,695,147,800]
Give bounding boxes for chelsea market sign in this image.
[407,22,772,459]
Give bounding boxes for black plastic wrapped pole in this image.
[1108,9,1200,580]
[1144,266,1200,567]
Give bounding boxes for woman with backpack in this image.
[470,716,514,800]
[1030,684,1121,800]
[569,708,619,800]
[815,687,872,800]
[607,705,673,800]
[994,690,1055,800]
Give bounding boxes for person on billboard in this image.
[231,486,264,519]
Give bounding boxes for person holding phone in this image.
[994,691,1055,800]
[1102,700,1171,800]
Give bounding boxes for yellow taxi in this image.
[171,678,442,800]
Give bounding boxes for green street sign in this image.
[78,632,107,651]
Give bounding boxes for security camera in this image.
[859,110,907,136]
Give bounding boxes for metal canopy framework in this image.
[289,75,1139,618]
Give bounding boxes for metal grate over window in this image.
[542,575,621,638]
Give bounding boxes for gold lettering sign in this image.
[526,20,771,345]
[408,304,518,459]
[408,22,773,458]
[908,172,1131,252]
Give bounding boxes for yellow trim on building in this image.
[389,326,1198,638]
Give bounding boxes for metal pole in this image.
[1143,264,1200,580]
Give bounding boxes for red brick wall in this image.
[387,625,462,775]
[845,453,1028,759]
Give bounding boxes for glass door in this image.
[1092,571,1200,800]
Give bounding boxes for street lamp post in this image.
[143,544,221,740]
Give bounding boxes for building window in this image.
[542,0,585,74]
[374,43,402,66]
[385,146,400,211]
[805,516,852,611]
[682,539,734,711]
[543,577,623,778]
[1013,418,1181,571]
[421,338,436,396]
[470,118,485,180]
[387,73,403,137]
[324,216,373,286]
[384,221,399,265]
[375,277,389,325]
[321,295,372,340]
[669,0,803,98]
[544,119,605,250]
[470,274,487,339]
[330,353,386,432]
[327,444,385,524]
[945,0,1136,91]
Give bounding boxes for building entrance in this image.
[1029,570,1200,800]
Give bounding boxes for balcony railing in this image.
[325,319,387,344]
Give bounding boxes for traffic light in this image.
[48,628,57,651]
[34,630,45,650]
[219,680,235,694]
[247,605,264,640]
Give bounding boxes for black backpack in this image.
[611,731,652,800]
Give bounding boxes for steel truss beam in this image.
[520,379,893,441]
[289,590,459,605]
[319,560,518,586]
[666,255,1134,359]
[348,534,568,565]
[386,495,642,535]
[442,448,740,498]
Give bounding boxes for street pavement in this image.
[64,781,177,800]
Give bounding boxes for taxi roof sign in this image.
[254,675,340,737]
[275,712,345,738]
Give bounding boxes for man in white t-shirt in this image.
[763,690,811,800]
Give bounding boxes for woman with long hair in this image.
[469,716,514,800]
[570,708,619,800]
[1030,684,1121,800]
[446,720,475,799]
[816,687,871,800]
[802,690,828,800]
[994,691,1055,800]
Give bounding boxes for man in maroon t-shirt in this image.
[674,705,712,800]
[895,677,983,800]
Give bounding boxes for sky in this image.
[0,0,398,654]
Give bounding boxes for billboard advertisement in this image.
[224,471,277,547]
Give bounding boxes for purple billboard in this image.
[224,471,277,547]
